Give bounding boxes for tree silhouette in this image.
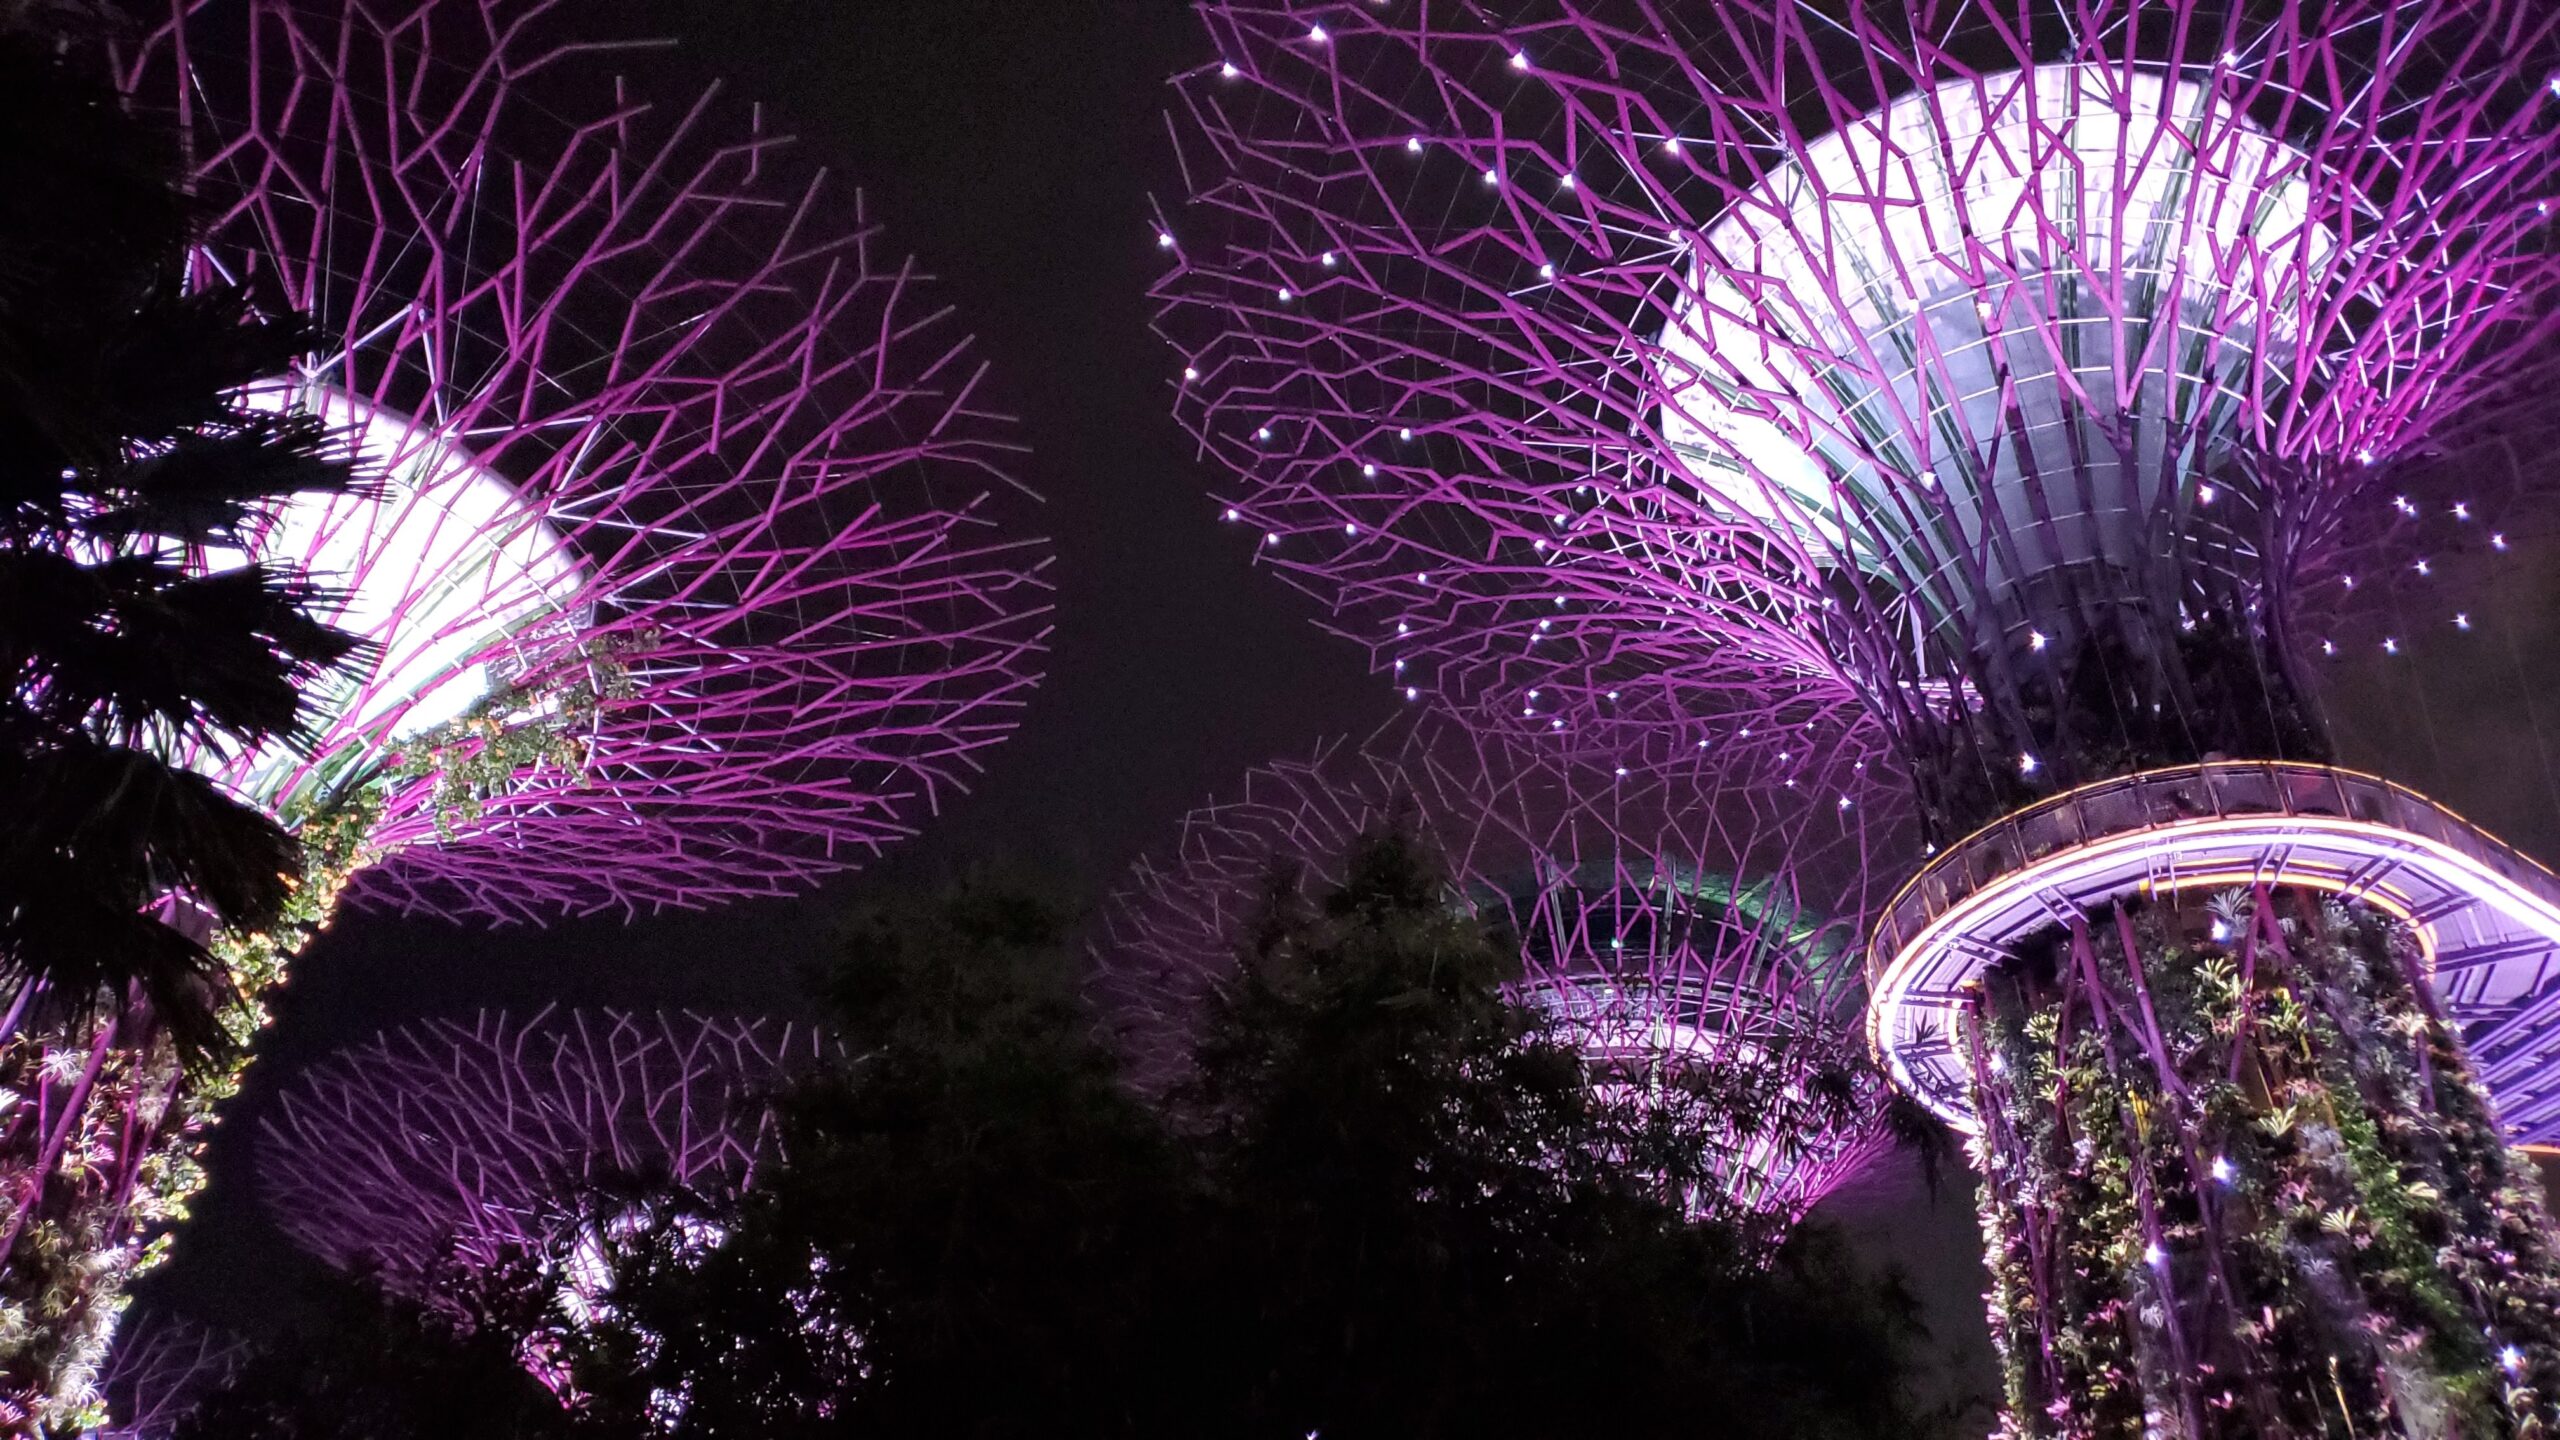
[0,23,362,1057]
[571,854,1941,1438]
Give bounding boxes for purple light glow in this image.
[1153,0,2560,821]
[258,1007,823,1300]
[93,1313,247,1440]
[117,0,1050,920]
[1095,715,1901,1231]
[0,3,1044,1419]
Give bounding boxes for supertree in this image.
[93,1312,249,1440]
[1096,714,1901,1237]
[1155,2,2560,1433]
[258,1008,819,1320]
[0,0,1046,1424]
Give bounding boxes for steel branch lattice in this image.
[258,1007,822,1294]
[1153,0,2560,826]
[94,1313,248,1440]
[3,5,1040,1416]
[118,0,1052,920]
[1095,714,1903,1228]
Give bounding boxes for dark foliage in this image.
[568,882,1205,1437]
[159,1263,577,1440]
[1181,831,1927,1439]
[563,839,1942,1440]
[0,25,365,1056]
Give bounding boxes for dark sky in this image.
[134,0,2560,1417]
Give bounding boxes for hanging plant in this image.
[1961,886,2560,1439]
[0,638,640,1429]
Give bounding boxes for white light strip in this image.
[1870,814,2560,1131]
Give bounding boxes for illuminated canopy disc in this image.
[1661,66,2319,651]
[200,385,590,813]
[1504,861,1877,1221]
[122,0,1053,920]
[1095,718,1894,1229]
[1154,0,2560,828]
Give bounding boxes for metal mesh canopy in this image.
[1152,0,2560,828]
[92,1313,248,1440]
[258,1007,821,1296]
[111,0,1052,920]
[0,7,1045,1424]
[1095,714,1902,1227]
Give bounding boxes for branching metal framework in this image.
[0,1,1043,1423]
[1155,6,2560,1433]
[1096,715,1901,1230]
[1154,0,2560,834]
[124,0,1049,918]
[259,1007,820,1296]
[95,1313,248,1440]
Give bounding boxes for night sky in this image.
[133,0,2560,1416]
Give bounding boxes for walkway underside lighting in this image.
[1870,764,2560,1138]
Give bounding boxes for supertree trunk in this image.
[0,834,363,1431]
[1149,1,2560,1436]
[0,995,189,1431]
[0,0,1048,1415]
[1963,886,2560,1440]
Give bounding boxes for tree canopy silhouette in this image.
[0,20,365,1057]
[562,839,1941,1438]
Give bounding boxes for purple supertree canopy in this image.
[1155,17,2560,1428]
[94,1312,248,1440]
[0,6,1045,1420]
[1153,0,2560,834]
[1095,714,1901,1229]
[116,0,1050,921]
[258,1007,821,1298]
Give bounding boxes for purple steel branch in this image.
[94,1313,248,1440]
[258,1007,821,1294]
[1152,0,2560,811]
[119,0,1051,921]
[1150,15,2560,1427]
[0,4,1044,1419]
[1096,715,1902,1227]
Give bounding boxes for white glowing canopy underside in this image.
[1656,65,2327,602]
[196,384,589,811]
[1524,981,1849,1215]
[1529,981,1753,1067]
[1865,765,2560,1134]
